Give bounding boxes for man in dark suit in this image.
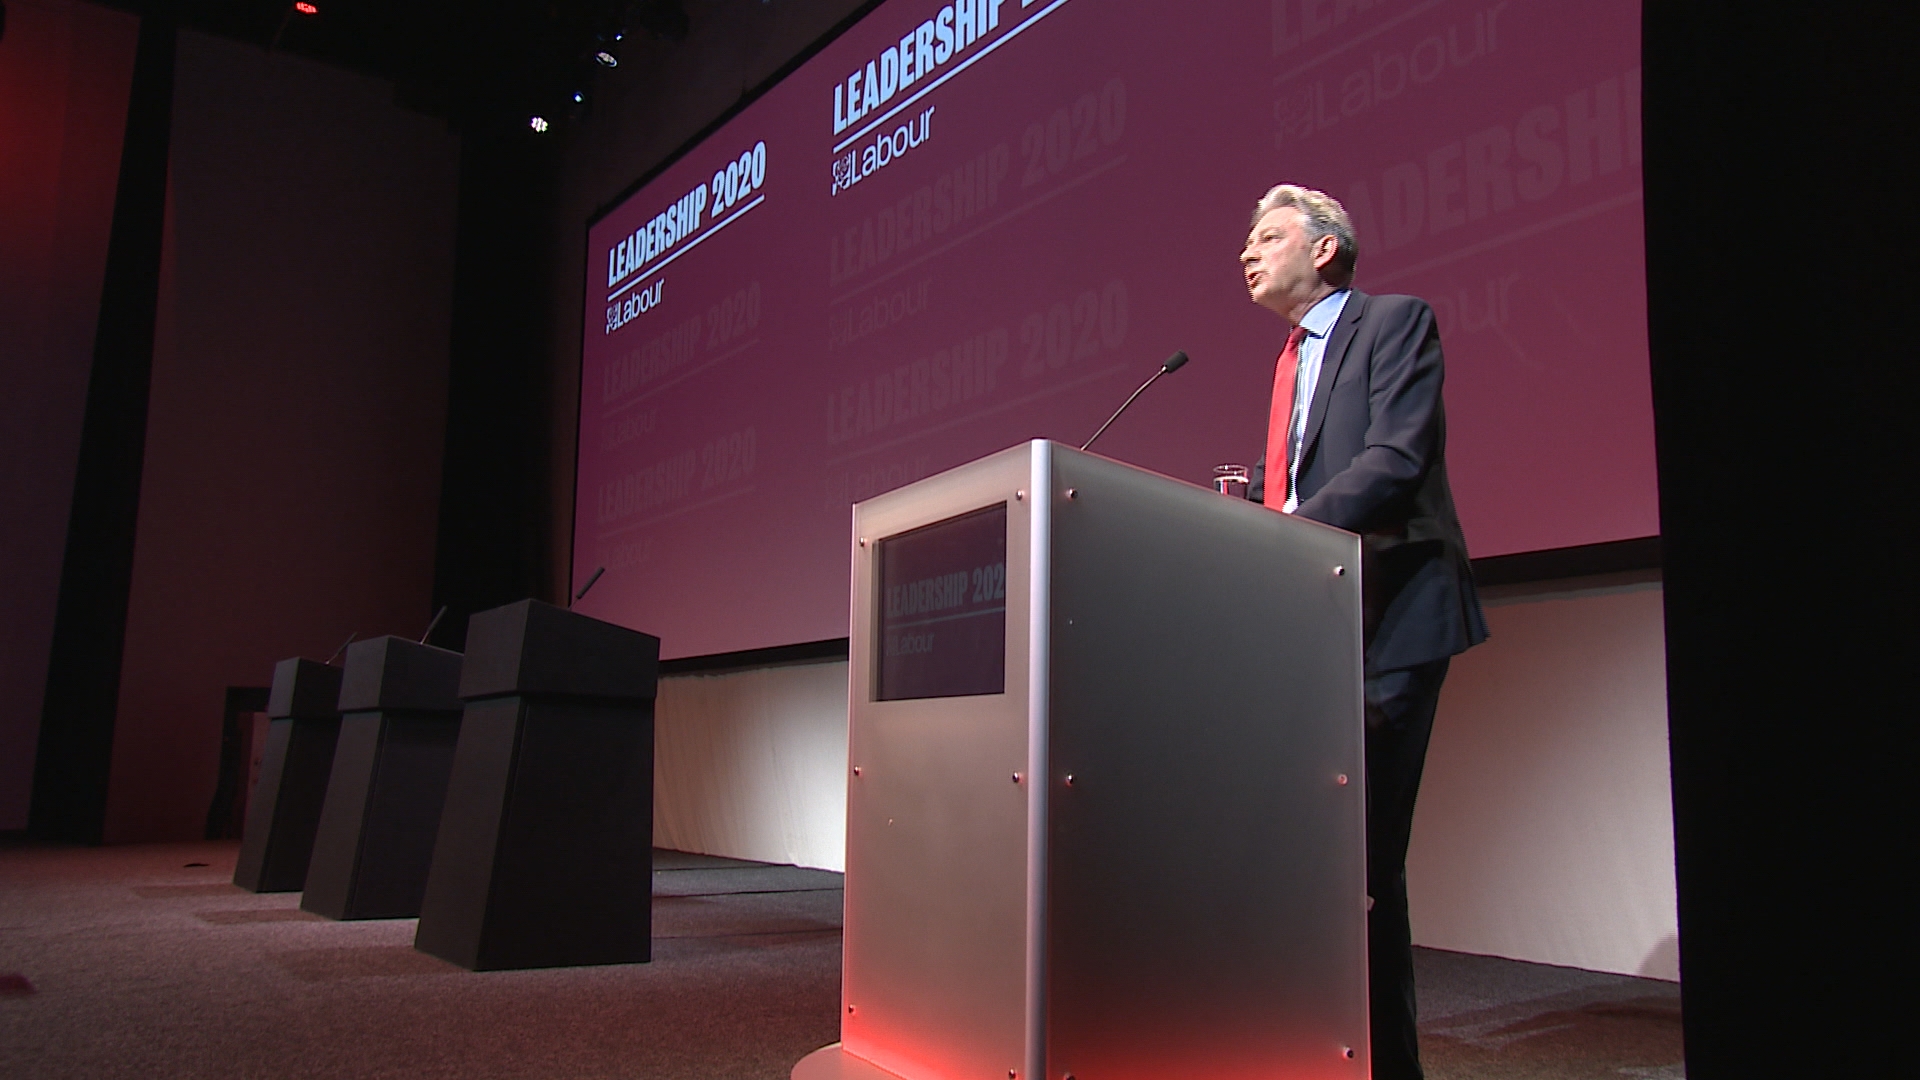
[1240,184,1488,1080]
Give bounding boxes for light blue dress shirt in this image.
[1281,288,1351,513]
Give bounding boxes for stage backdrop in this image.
[576,0,1650,658]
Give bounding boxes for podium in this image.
[301,636,464,920]
[796,441,1370,1080]
[233,658,343,893]
[413,600,660,971]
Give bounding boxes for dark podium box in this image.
[233,657,343,893]
[414,600,660,971]
[301,636,464,920]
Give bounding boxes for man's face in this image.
[1241,207,1334,318]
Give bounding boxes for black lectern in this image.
[301,636,464,920]
[233,658,343,893]
[413,600,660,971]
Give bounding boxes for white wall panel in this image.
[652,573,1680,979]
[654,659,850,871]
[1409,573,1679,980]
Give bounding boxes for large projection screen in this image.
[577,0,1650,659]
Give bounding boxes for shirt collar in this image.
[1298,288,1351,340]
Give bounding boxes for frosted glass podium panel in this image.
[797,440,1368,1080]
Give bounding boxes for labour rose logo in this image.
[832,150,860,194]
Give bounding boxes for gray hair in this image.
[1252,184,1357,284]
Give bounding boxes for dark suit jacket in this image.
[1248,289,1488,675]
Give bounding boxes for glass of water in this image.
[1213,464,1250,498]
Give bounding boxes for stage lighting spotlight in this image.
[293,1,317,13]
[595,50,618,67]
[573,92,585,103]
[529,116,551,133]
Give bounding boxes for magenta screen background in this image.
[577,0,1652,659]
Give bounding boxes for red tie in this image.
[1264,326,1308,508]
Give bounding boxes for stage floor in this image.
[0,840,1681,1079]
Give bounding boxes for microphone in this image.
[419,605,448,645]
[1080,351,1189,452]
[572,566,607,606]
[323,631,357,666]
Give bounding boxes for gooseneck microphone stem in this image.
[324,632,357,666]
[572,566,607,606]
[1080,351,1189,452]
[419,606,448,645]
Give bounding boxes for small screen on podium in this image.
[875,503,1008,701]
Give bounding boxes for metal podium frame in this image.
[798,440,1371,1080]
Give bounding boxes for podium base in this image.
[792,1045,908,1080]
